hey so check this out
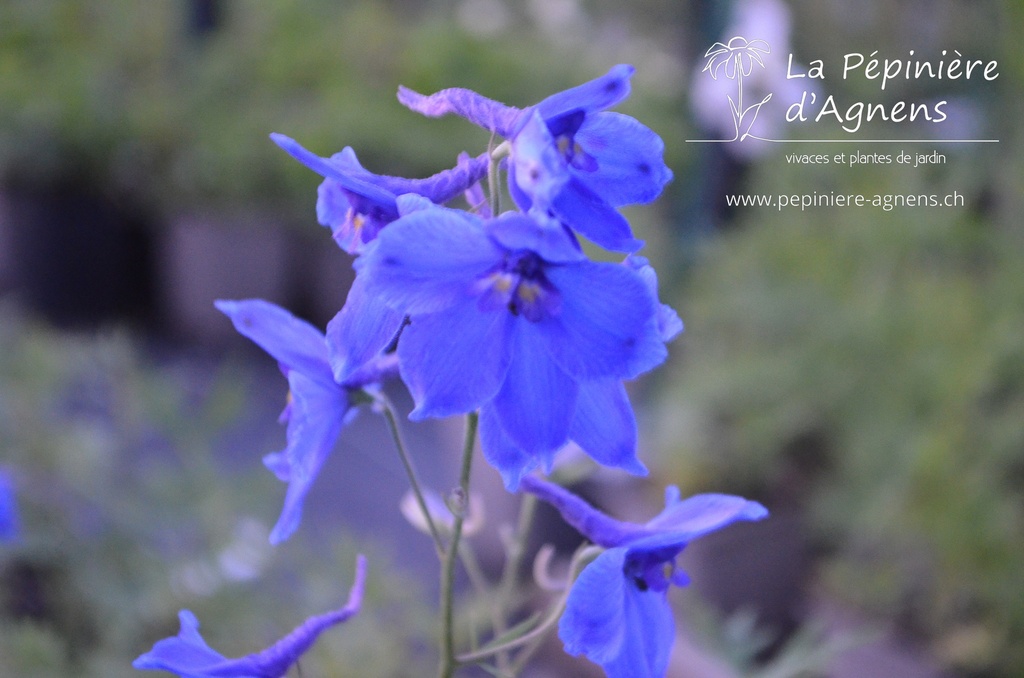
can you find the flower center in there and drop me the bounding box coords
[624,552,679,594]
[546,110,598,172]
[476,251,560,322]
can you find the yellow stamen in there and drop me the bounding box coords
[517,282,541,304]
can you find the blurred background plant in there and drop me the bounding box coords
[0,0,1020,675]
[0,302,435,677]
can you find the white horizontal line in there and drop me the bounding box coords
[685,138,999,143]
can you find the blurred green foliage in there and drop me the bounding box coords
[0,0,682,228]
[3,0,1022,674]
[656,147,1024,674]
[0,304,435,676]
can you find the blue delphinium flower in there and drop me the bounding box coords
[397,65,673,252]
[134,555,366,677]
[520,475,768,678]
[357,198,670,488]
[216,299,396,544]
[0,469,18,542]
[270,133,488,254]
[479,254,683,488]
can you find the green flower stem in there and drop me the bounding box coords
[376,393,445,557]
[439,411,479,678]
[488,139,510,217]
[456,543,488,652]
[456,544,603,666]
[490,492,538,672]
[457,598,566,666]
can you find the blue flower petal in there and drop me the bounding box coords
[479,405,540,491]
[570,380,646,475]
[510,111,569,208]
[491,322,578,456]
[271,133,399,209]
[134,556,366,677]
[623,256,683,342]
[0,470,18,542]
[551,176,643,252]
[601,577,675,678]
[132,610,229,674]
[266,370,351,544]
[214,299,334,386]
[574,112,674,206]
[542,262,666,380]
[519,476,643,547]
[484,211,583,264]
[357,208,502,315]
[316,178,352,233]
[381,151,489,205]
[398,304,513,420]
[396,85,523,137]
[534,64,634,122]
[642,492,770,538]
[527,477,768,678]
[326,274,405,385]
[559,547,629,663]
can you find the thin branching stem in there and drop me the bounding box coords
[376,393,445,557]
[439,411,479,678]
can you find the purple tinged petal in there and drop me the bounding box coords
[214,299,368,544]
[326,274,405,385]
[463,164,491,218]
[396,85,523,137]
[316,178,352,234]
[334,150,490,207]
[270,133,399,209]
[569,380,646,476]
[315,179,387,255]
[356,208,502,315]
[511,111,569,207]
[134,556,367,677]
[397,304,513,420]
[479,405,540,491]
[542,262,666,380]
[550,176,643,252]
[284,137,487,207]
[573,112,673,206]
[383,151,489,204]
[132,610,227,674]
[484,211,583,264]
[395,193,435,215]
[531,476,768,678]
[214,299,333,386]
[491,323,578,456]
[534,64,635,122]
[266,370,351,544]
[241,554,366,675]
[519,476,644,547]
[643,491,769,537]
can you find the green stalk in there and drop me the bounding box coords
[489,139,510,217]
[439,411,479,678]
[491,492,538,672]
[376,393,445,557]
